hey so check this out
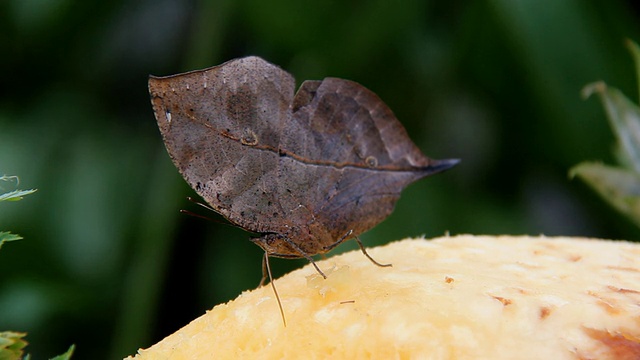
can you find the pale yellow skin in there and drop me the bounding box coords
[126,235,640,360]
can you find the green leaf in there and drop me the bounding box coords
[582,82,640,173]
[0,189,37,202]
[626,39,640,104]
[0,332,28,360]
[570,162,640,227]
[0,232,23,250]
[49,344,75,360]
[0,175,36,201]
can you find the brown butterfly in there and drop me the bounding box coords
[148,57,457,323]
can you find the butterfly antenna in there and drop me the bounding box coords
[262,252,286,327]
[181,197,251,232]
[186,196,216,212]
[179,209,219,223]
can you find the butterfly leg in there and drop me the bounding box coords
[323,230,392,268]
[323,229,354,252]
[352,235,392,268]
[281,236,327,279]
[259,252,286,326]
[259,254,269,287]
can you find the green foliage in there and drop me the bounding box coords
[48,345,75,360]
[0,190,37,202]
[0,178,73,359]
[0,332,28,360]
[0,332,74,360]
[0,176,36,202]
[0,332,73,360]
[571,40,640,227]
[0,232,22,250]
[0,178,31,360]
[0,176,36,249]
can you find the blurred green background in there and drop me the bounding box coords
[2,0,640,358]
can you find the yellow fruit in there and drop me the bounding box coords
[125,235,640,360]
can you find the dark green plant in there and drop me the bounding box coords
[0,176,36,249]
[0,176,73,360]
[571,40,640,228]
